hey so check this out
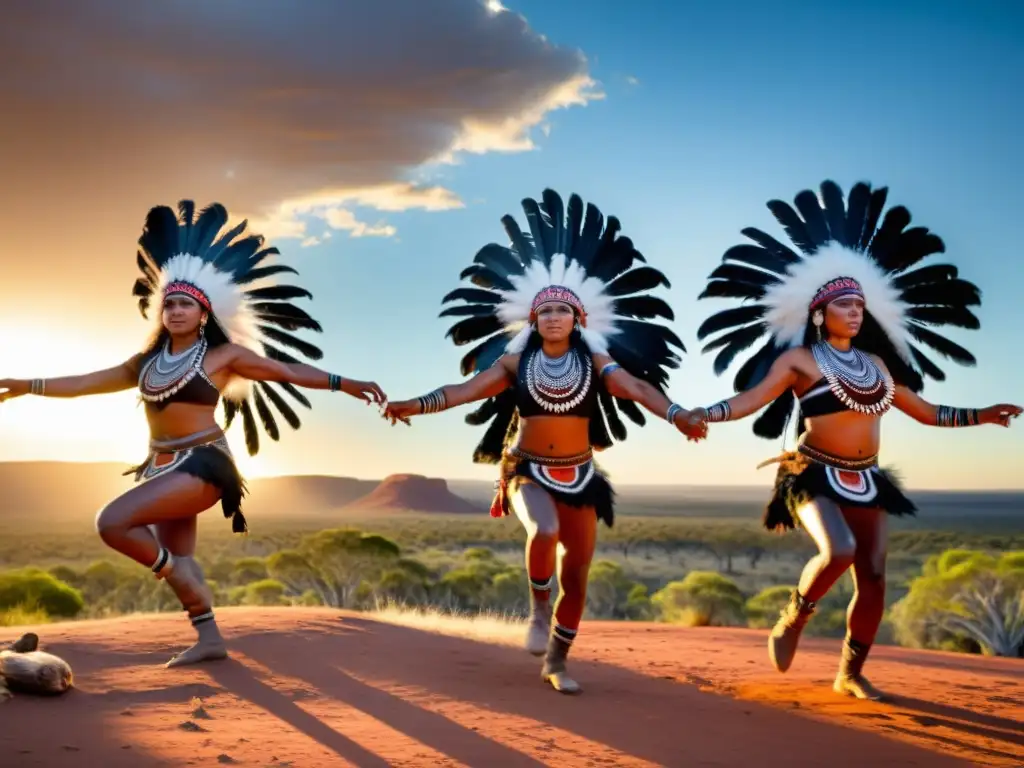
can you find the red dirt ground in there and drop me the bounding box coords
[1,607,1021,767]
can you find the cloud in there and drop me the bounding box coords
[625,75,641,86]
[0,0,602,246]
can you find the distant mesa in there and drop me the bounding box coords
[342,473,482,515]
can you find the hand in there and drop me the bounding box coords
[980,404,1022,427]
[381,399,419,427]
[339,378,386,405]
[0,379,29,404]
[677,407,709,442]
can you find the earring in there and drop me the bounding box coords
[812,310,824,342]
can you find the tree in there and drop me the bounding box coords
[889,549,1024,657]
[651,571,745,627]
[0,568,84,618]
[244,579,288,606]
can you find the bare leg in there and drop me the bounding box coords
[834,508,889,701]
[542,502,598,694]
[95,474,227,668]
[769,496,856,672]
[509,479,559,655]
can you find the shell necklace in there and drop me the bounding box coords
[812,342,894,415]
[526,346,592,414]
[138,337,208,403]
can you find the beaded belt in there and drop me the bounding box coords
[504,446,594,467]
[797,443,878,471]
[149,425,225,452]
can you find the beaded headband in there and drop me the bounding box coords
[809,276,863,311]
[530,285,585,319]
[164,281,212,312]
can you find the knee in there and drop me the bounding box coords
[94,502,126,542]
[558,561,591,597]
[532,518,559,542]
[823,536,857,571]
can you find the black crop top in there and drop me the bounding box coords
[798,378,846,417]
[134,343,221,411]
[515,346,598,418]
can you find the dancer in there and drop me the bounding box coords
[383,189,704,693]
[0,200,385,667]
[686,179,1021,700]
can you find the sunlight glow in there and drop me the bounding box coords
[0,324,152,463]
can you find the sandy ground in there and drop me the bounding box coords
[1,607,1021,767]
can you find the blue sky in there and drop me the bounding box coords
[4,0,1022,489]
[251,0,1022,489]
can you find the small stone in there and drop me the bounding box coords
[179,721,206,732]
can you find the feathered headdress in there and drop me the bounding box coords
[440,188,685,462]
[696,180,982,439]
[132,201,324,455]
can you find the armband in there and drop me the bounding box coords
[30,379,46,396]
[935,405,979,427]
[705,401,732,422]
[327,374,343,392]
[417,388,449,414]
[599,362,622,378]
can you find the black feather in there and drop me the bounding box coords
[891,263,958,289]
[257,325,324,360]
[793,189,830,248]
[696,305,766,340]
[442,287,502,306]
[739,228,801,265]
[905,324,976,365]
[245,285,313,302]
[259,382,302,430]
[900,279,981,307]
[240,400,259,456]
[722,244,791,276]
[439,303,497,319]
[459,335,508,376]
[235,264,300,285]
[445,315,503,346]
[605,267,671,298]
[598,388,627,441]
[906,307,979,330]
[819,180,850,246]
[612,295,674,321]
[767,199,816,253]
[252,387,280,441]
[753,389,795,439]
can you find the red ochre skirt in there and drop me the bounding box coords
[761,443,917,532]
[490,448,615,528]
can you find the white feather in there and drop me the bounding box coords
[761,242,912,362]
[495,253,619,354]
[153,254,263,402]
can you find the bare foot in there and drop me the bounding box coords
[165,640,228,669]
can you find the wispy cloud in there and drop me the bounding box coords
[0,0,602,245]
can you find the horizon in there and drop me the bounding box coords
[1,1,1022,491]
[2,457,1022,498]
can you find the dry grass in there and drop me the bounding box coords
[0,604,52,628]
[368,599,527,648]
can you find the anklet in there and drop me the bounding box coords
[553,624,577,645]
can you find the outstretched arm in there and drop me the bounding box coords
[0,357,141,402]
[223,344,386,404]
[687,350,801,428]
[381,356,516,425]
[875,355,1020,428]
[891,384,1020,428]
[592,354,703,440]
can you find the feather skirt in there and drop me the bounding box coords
[763,449,916,532]
[490,454,616,528]
[125,435,249,532]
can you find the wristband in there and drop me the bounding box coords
[327,374,343,392]
[935,405,979,427]
[705,401,732,422]
[417,388,448,414]
[29,379,46,396]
